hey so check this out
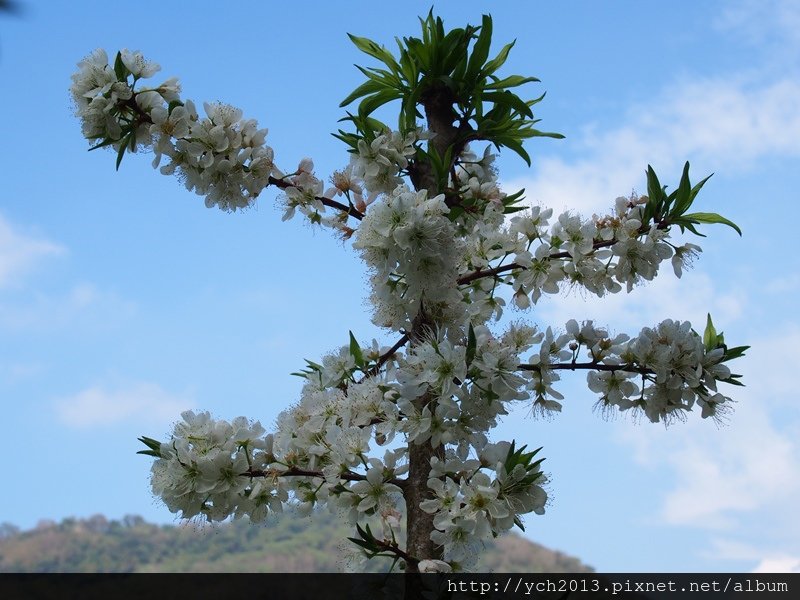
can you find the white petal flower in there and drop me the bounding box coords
[418,559,453,573]
[121,49,161,78]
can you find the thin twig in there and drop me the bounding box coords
[267,176,364,220]
[519,361,654,376]
[360,333,410,382]
[456,221,669,287]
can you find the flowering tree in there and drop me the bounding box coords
[70,13,747,574]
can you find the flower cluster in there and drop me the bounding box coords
[146,322,555,569]
[523,318,739,425]
[614,319,735,423]
[77,43,746,574]
[499,194,702,311]
[424,441,547,567]
[144,314,739,567]
[353,186,465,330]
[395,323,540,450]
[149,395,405,527]
[451,145,504,210]
[71,49,278,211]
[350,130,418,195]
[149,411,281,522]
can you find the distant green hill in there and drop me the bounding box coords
[0,513,592,573]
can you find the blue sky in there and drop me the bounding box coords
[1,0,799,573]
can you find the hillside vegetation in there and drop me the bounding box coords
[0,513,591,573]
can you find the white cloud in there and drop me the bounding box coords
[715,0,800,53]
[0,215,137,333]
[705,539,800,572]
[751,556,800,573]
[0,362,42,383]
[742,325,800,405]
[704,537,764,562]
[0,213,64,289]
[658,399,799,529]
[0,282,136,331]
[505,76,800,215]
[54,382,194,428]
[765,273,800,295]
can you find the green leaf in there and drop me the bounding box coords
[338,112,389,141]
[497,137,531,166]
[452,42,469,84]
[531,129,565,140]
[671,218,706,237]
[137,436,163,458]
[115,134,129,171]
[340,78,387,108]
[113,51,128,81]
[87,137,118,151]
[702,313,717,352]
[448,205,464,220]
[466,14,492,81]
[339,12,563,172]
[484,74,540,91]
[644,165,665,222]
[482,40,515,77]
[138,436,160,450]
[167,100,184,114]
[503,205,528,214]
[347,536,375,551]
[438,28,470,77]
[689,172,713,204]
[671,161,692,217]
[358,89,403,119]
[682,212,742,236]
[349,331,365,368]
[347,34,400,72]
[437,145,454,190]
[483,91,533,118]
[645,165,663,200]
[501,188,527,213]
[503,440,518,470]
[722,345,750,362]
[501,188,526,206]
[396,40,416,76]
[136,449,161,457]
[514,515,525,532]
[354,64,401,88]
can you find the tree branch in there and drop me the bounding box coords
[245,466,407,489]
[456,221,671,287]
[457,262,522,286]
[118,95,366,222]
[519,361,654,376]
[267,176,364,221]
[360,333,410,382]
[373,537,419,567]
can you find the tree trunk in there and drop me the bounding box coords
[402,89,462,578]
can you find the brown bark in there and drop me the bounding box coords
[402,85,464,576]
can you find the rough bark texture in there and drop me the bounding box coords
[408,83,470,198]
[405,424,443,563]
[402,89,463,576]
[404,308,442,571]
